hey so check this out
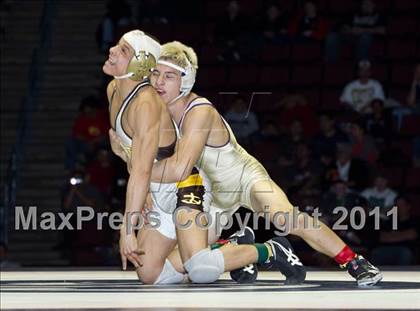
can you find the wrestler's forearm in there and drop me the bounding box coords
[151,156,192,183]
[123,171,150,231]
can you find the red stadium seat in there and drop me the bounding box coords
[260,45,291,63]
[259,65,289,87]
[390,140,413,158]
[373,64,389,84]
[291,64,322,86]
[400,115,420,136]
[300,89,321,107]
[291,43,322,62]
[323,62,354,86]
[405,168,420,189]
[394,0,420,12]
[407,193,420,216]
[199,45,222,65]
[391,64,413,85]
[320,89,342,110]
[248,92,281,113]
[387,39,417,60]
[227,64,259,88]
[370,40,386,59]
[388,18,418,36]
[173,23,202,43]
[204,1,227,19]
[197,66,227,89]
[388,87,408,104]
[328,0,355,15]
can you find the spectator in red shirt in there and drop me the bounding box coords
[65,95,110,171]
[348,119,378,164]
[288,0,329,41]
[278,94,319,138]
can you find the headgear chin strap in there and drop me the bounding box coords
[114,30,161,81]
[157,57,196,104]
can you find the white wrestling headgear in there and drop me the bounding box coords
[157,53,196,103]
[114,30,161,81]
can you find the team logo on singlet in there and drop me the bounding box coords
[181,193,202,205]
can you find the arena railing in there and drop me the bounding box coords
[1,0,55,246]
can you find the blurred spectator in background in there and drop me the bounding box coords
[277,120,306,169]
[257,3,289,44]
[96,0,133,53]
[285,142,322,197]
[214,0,248,62]
[334,143,369,191]
[348,119,378,164]
[278,94,318,138]
[224,96,259,146]
[325,0,386,62]
[340,60,385,114]
[313,113,349,157]
[258,119,281,142]
[65,95,110,171]
[372,196,418,265]
[288,0,329,42]
[319,180,367,245]
[86,149,116,200]
[393,64,420,131]
[361,174,397,215]
[62,168,108,264]
[365,98,392,145]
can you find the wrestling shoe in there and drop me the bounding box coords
[343,255,383,287]
[229,227,259,283]
[263,236,306,285]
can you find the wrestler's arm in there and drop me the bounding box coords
[123,89,161,230]
[151,106,214,183]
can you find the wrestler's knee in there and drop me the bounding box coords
[136,264,163,284]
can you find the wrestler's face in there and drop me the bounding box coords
[102,38,133,77]
[150,63,182,104]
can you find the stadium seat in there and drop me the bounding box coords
[227,64,259,88]
[394,0,420,12]
[260,44,291,63]
[405,167,420,189]
[197,65,227,89]
[400,115,420,136]
[259,65,290,88]
[387,39,417,60]
[320,89,342,110]
[291,43,322,62]
[388,18,418,36]
[291,64,322,86]
[391,64,413,86]
[323,62,354,86]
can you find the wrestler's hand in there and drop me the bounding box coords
[119,227,144,270]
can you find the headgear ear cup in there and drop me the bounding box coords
[179,56,196,95]
[127,51,157,81]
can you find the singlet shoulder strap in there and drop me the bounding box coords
[179,97,214,130]
[116,80,151,141]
